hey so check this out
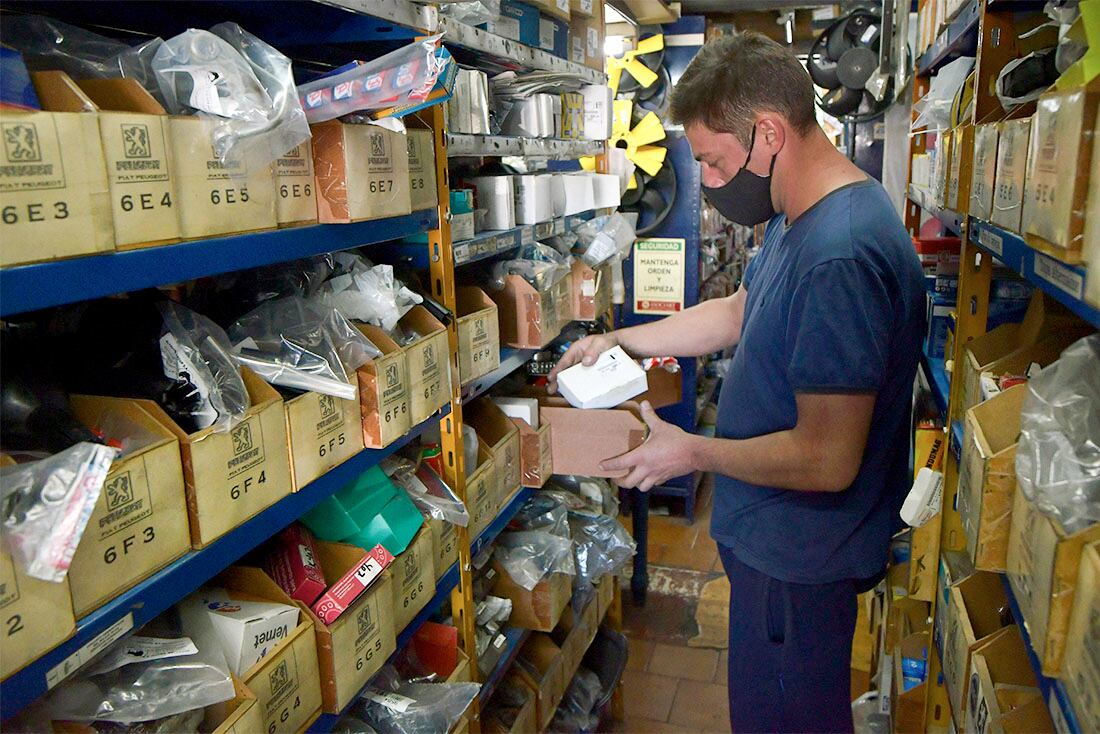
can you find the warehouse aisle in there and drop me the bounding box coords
[614,481,732,734]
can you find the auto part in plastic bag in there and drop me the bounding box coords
[157,301,249,433]
[320,254,423,332]
[996,48,1059,110]
[513,492,571,536]
[152,24,310,171]
[574,213,637,269]
[569,511,637,583]
[4,16,166,106]
[42,631,235,724]
[489,243,573,292]
[229,296,380,400]
[494,530,576,590]
[439,0,501,25]
[911,56,975,132]
[0,441,117,582]
[297,36,450,124]
[351,681,480,734]
[381,456,470,527]
[549,666,602,732]
[1014,333,1100,534]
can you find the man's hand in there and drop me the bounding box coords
[547,332,620,394]
[599,401,699,492]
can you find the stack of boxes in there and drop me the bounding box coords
[477,0,605,71]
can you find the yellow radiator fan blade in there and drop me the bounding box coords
[609,101,667,176]
[631,145,667,176]
[607,34,665,96]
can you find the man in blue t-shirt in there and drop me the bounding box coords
[549,32,925,733]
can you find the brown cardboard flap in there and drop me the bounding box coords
[540,397,647,478]
[74,78,167,114]
[314,541,372,584]
[465,398,519,448]
[639,367,683,409]
[400,304,446,338]
[29,70,97,112]
[457,286,495,316]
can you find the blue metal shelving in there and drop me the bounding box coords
[1000,575,1083,733]
[950,419,964,463]
[0,405,449,721]
[920,348,950,417]
[969,218,1100,330]
[916,0,981,76]
[461,348,539,402]
[479,626,532,704]
[308,486,535,732]
[0,210,437,318]
[908,185,964,237]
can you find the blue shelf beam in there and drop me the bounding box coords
[917,0,981,76]
[969,218,1100,330]
[908,186,964,236]
[0,210,437,318]
[308,486,535,733]
[0,406,448,722]
[479,626,532,704]
[1000,575,1083,733]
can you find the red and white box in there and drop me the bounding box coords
[265,524,328,607]
[310,544,395,625]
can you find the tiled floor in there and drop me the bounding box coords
[613,481,732,734]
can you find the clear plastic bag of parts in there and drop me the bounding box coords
[548,667,603,733]
[296,35,448,124]
[381,455,469,527]
[438,0,501,25]
[39,626,235,726]
[347,671,480,734]
[152,24,310,171]
[0,442,117,582]
[1015,333,1100,534]
[568,511,636,584]
[494,530,576,591]
[574,213,637,269]
[157,301,249,433]
[489,243,573,292]
[228,295,380,400]
[320,253,423,332]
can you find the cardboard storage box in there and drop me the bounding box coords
[941,570,1012,725]
[202,675,265,734]
[406,128,438,212]
[142,368,293,548]
[489,273,572,349]
[0,541,76,680]
[456,287,500,384]
[466,443,498,538]
[991,117,1032,232]
[1006,486,1100,676]
[356,324,411,448]
[429,516,459,579]
[890,627,930,733]
[284,387,365,490]
[528,0,570,21]
[946,124,974,214]
[570,0,595,16]
[513,415,553,488]
[0,70,113,267]
[275,141,318,227]
[216,567,323,734]
[168,116,277,239]
[966,625,1053,734]
[568,1,605,71]
[571,260,612,321]
[391,526,436,633]
[465,398,521,506]
[515,634,566,730]
[1022,80,1099,262]
[492,560,571,632]
[311,121,411,223]
[932,129,953,208]
[310,542,397,713]
[969,122,999,221]
[398,306,451,425]
[74,78,180,249]
[1084,112,1100,308]
[1063,541,1100,731]
[596,573,615,619]
[484,675,538,733]
[908,428,945,602]
[67,395,190,617]
[958,384,1027,571]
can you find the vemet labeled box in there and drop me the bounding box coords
[311,121,412,223]
[140,368,293,548]
[74,77,181,249]
[0,70,113,267]
[556,345,648,409]
[184,587,300,677]
[66,395,191,617]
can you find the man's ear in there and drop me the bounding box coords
[755,115,786,156]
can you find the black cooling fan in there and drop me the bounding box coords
[808,8,894,120]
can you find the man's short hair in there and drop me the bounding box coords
[669,32,818,145]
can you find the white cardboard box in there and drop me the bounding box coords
[472,176,516,230]
[493,397,540,426]
[562,174,595,215]
[514,175,553,224]
[591,174,621,209]
[556,346,648,409]
[582,85,613,141]
[185,589,300,676]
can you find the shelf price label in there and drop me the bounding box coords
[1033,254,1084,299]
[977,226,1003,256]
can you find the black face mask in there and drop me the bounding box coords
[701,126,778,226]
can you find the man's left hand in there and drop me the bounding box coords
[600,401,699,492]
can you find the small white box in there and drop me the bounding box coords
[452,211,475,241]
[562,174,595,215]
[501,95,555,138]
[472,176,516,230]
[492,396,540,426]
[556,345,649,409]
[447,70,490,135]
[514,174,554,224]
[591,174,621,209]
[548,174,566,217]
[184,589,299,676]
[582,85,613,140]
